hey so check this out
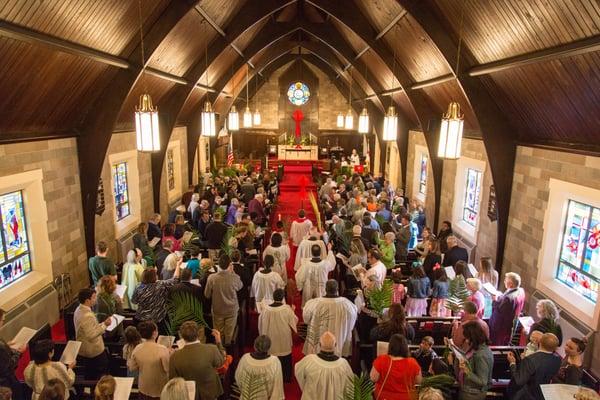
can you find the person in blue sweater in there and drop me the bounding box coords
[406,266,430,316]
[430,267,450,317]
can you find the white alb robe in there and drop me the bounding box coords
[302,296,358,356]
[251,270,285,304]
[262,245,290,281]
[290,218,313,246]
[295,252,336,306]
[294,238,327,271]
[235,354,284,400]
[294,354,353,400]
[258,304,298,356]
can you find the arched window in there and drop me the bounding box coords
[287,82,310,106]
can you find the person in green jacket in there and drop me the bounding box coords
[375,232,396,269]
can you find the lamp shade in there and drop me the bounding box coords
[438,101,464,159]
[253,109,261,126]
[358,107,369,133]
[337,113,345,128]
[243,106,252,128]
[135,94,160,152]
[382,106,398,141]
[344,109,354,130]
[201,101,216,137]
[228,105,239,131]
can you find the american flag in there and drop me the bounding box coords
[227,132,234,166]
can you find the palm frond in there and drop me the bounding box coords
[239,370,267,400]
[165,291,209,336]
[308,191,322,231]
[445,275,470,314]
[342,373,374,400]
[367,279,393,317]
[304,307,332,349]
[419,373,456,391]
[221,227,234,257]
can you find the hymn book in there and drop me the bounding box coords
[106,314,125,332]
[467,263,478,278]
[186,381,196,400]
[482,282,503,297]
[444,267,456,280]
[518,316,535,335]
[59,340,82,365]
[10,327,37,349]
[351,264,366,280]
[114,284,127,300]
[157,335,175,348]
[148,237,161,248]
[113,377,134,400]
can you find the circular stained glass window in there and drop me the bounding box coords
[287,82,310,106]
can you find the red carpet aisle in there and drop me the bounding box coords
[270,162,320,399]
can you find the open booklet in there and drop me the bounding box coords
[148,237,161,248]
[444,266,456,280]
[467,263,479,278]
[376,341,389,356]
[518,316,535,335]
[157,335,175,348]
[59,340,82,365]
[113,377,134,400]
[10,327,37,350]
[447,338,467,364]
[176,339,186,349]
[114,284,127,300]
[541,384,600,400]
[335,253,349,266]
[482,282,503,297]
[106,314,125,332]
[351,264,367,280]
[185,381,196,400]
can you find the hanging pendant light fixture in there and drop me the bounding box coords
[228,65,239,131]
[243,67,252,128]
[438,1,465,159]
[344,69,354,130]
[134,0,160,152]
[337,113,345,128]
[253,73,261,126]
[383,48,398,141]
[201,45,215,137]
[358,60,369,133]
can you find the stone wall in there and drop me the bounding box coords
[0,139,88,292]
[159,127,188,217]
[504,146,600,372]
[249,65,288,130]
[94,132,154,260]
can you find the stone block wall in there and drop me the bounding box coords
[0,138,88,292]
[94,132,154,260]
[504,146,600,372]
[159,127,189,218]
[308,64,356,131]
[248,64,289,130]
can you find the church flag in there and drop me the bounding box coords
[227,132,234,167]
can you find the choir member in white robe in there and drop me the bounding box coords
[295,331,353,400]
[258,288,298,382]
[290,209,313,246]
[262,232,290,281]
[294,228,328,271]
[235,335,285,400]
[251,255,285,308]
[302,280,358,356]
[295,243,336,306]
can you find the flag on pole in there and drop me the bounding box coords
[227,132,234,166]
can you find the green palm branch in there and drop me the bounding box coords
[342,373,374,400]
[445,275,470,314]
[165,291,209,336]
[419,373,456,391]
[221,227,234,257]
[304,308,332,349]
[239,370,268,400]
[367,279,393,317]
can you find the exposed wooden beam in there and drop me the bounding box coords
[411,73,455,90]
[195,5,226,36]
[375,10,407,40]
[0,20,130,68]
[469,34,600,77]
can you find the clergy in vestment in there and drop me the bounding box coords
[303,280,358,356]
[258,289,298,382]
[294,227,328,271]
[290,209,313,246]
[295,331,354,400]
[235,335,285,400]
[251,255,285,309]
[296,243,336,306]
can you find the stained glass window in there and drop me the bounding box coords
[556,200,600,303]
[112,162,130,221]
[287,82,310,106]
[167,148,175,191]
[0,191,32,290]
[419,153,428,195]
[462,168,482,226]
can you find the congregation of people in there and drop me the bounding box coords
[0,167,596,400]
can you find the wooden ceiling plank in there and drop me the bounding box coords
[375,9,407,40]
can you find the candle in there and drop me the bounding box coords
[278,213,281,221]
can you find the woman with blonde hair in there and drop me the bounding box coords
[466,278,485,319]
[160,377,189,400]
[94,375,116,400]
[530,299,564,345]
[121,249,144,309]
[419,387,444,400]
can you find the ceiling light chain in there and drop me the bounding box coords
[358,55,370,134]
[201,43,216,137]
[383,42,398,141]
[134,0,160,152]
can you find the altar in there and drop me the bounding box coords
[277,145,318,160]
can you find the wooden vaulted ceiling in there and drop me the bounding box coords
[0,0,599,150]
